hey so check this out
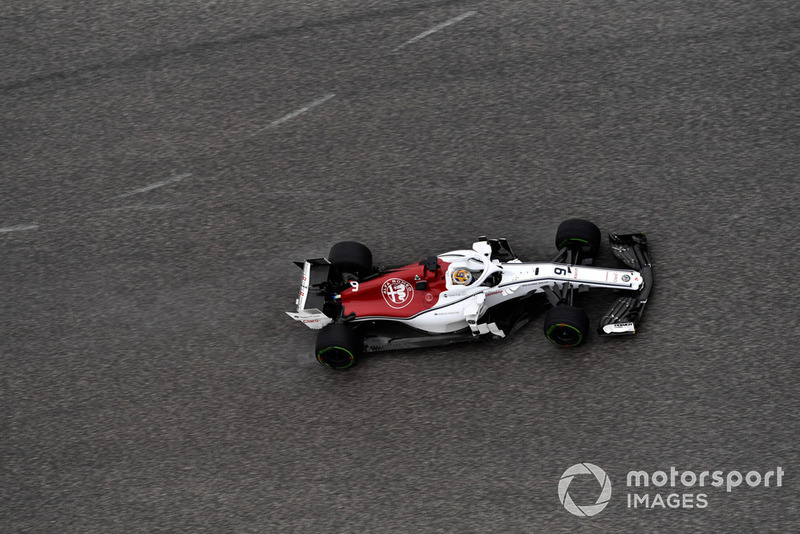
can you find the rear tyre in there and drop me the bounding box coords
[328,241,373,280]
[543,305,590,348]
[315,323,363,370]
[555,219,601,257]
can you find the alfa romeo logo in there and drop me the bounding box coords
[381,278,414,309]
[558,463,612,517]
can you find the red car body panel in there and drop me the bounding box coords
[340,259,452,319]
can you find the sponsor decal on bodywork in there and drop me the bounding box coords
[382,278,414,309]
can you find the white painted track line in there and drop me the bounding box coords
[251,93,336,136]
[394,11,477,51]
[5,10,481,236]
[115,173,193,199]
[0,223,39,233]
[104,204,189,211]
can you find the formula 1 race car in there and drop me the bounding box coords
[287,219,652,369]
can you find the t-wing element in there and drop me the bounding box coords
[598,233,653,336]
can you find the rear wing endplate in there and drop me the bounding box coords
[285,258,333,330]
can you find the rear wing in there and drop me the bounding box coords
[598,233,653,336]
[285,258,334,330]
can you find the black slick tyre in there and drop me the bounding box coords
[315,323,363,370]
[555,219,602,256]
[543,305,590,348]
[328,241,373,280]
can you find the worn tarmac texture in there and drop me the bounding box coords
[2,1,798,532]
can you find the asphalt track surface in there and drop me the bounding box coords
[2,1,799,532]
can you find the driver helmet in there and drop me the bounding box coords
[451,268,473,285]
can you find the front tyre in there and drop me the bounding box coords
[543,305,589,348]
[315,323,363,370]
[555,219,601,257]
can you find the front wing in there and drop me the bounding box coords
[598,232,653,335]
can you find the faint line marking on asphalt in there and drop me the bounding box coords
[0,223,39,233]
[393,11,477,51]
[104,204,190,211]
[251,93,336,136]
[115,173,193,199]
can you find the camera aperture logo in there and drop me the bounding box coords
[558,463,612,517]
[559,463,785,517]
